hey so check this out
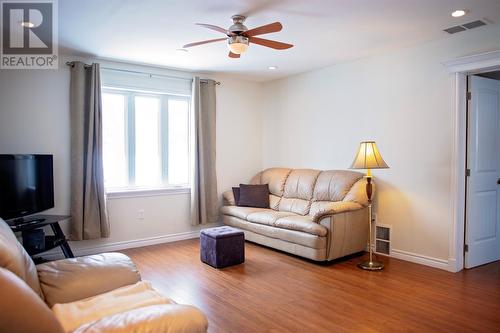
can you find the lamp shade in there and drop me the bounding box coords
[350,141,389,170]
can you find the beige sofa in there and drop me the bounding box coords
[222,168,370,261]
[0,218,208,332]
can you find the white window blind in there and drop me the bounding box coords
[101,68,192,96]
[101,68,192,192]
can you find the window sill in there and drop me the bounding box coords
[106,187,190,199]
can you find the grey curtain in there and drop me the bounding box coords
[191,77,218,225]
[69,62,109,240]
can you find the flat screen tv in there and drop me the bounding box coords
[0,154,54,221]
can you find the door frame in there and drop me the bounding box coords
[444,50,500,272]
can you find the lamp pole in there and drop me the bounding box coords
[357,172,384,270]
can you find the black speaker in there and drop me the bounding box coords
[22,229,45,254]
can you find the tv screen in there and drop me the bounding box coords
[0,154,54,220]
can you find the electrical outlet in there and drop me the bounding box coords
[137,209,145,220]
[372,213,378,223]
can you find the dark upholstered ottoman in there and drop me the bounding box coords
[200,226,245,268]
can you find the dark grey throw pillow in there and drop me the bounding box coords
[232,187,240,205]
[237,184,270,208]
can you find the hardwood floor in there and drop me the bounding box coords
[121,239,500,333]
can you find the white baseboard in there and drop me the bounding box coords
[390,248,449,271]
[447,258,460,273]
[40,230,201,261]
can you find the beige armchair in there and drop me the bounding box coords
[0,218,208,332]
[221,168,370,261]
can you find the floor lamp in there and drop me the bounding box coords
[350,141,389,271]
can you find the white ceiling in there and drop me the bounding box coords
[59,0,500,81]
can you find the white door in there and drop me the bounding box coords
[465,75,500,268]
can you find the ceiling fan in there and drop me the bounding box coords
[183,15,293,58]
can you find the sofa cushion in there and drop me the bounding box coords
[278,169,321,215]
[246,210,296,226]
[37,253,141,307]
[238,184,270,208]
[223,216,327,249]
[220,206,269,220]
[274,216,328,237]
[52,281,172,332]
[269,194,281,210]
[259,168,292,196]
[73,304,208,333]
[243,230,326,261]
[278,197,312,216]
[221,207,325,237]
[313,170,364,202]
[0,218,43,298]
[283,169,321,200]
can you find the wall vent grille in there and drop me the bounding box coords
[375,224,391,256]
[443,20,487,34]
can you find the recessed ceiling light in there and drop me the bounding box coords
[20,21,34,28]
[176,48,189,53]
[451,10,466,17]
[268,66,278,70]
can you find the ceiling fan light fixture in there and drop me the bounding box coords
[228,36,249,54]
[184,16,292,58]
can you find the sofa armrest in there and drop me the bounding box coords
[37,253,141,307]
[318,206,369,261]
[310,201,363,222]
[222,189,236,206]
[0,268,65,333]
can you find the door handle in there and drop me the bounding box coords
[497,178,500,185]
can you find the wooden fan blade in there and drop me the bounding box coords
[196,23,234,36]
[228,51,240,58]
[183,38,227,48]
[249,37,293,50]
[243,22,282,37]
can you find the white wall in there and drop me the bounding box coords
[261,24,500,267]
[0,58,263,255]
[213,75,264,195]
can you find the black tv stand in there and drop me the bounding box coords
[11,216,47,227]
[8,215,74,260]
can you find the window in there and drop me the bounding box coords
[102,88,190,192]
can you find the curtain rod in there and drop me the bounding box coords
[65,61,221,85]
